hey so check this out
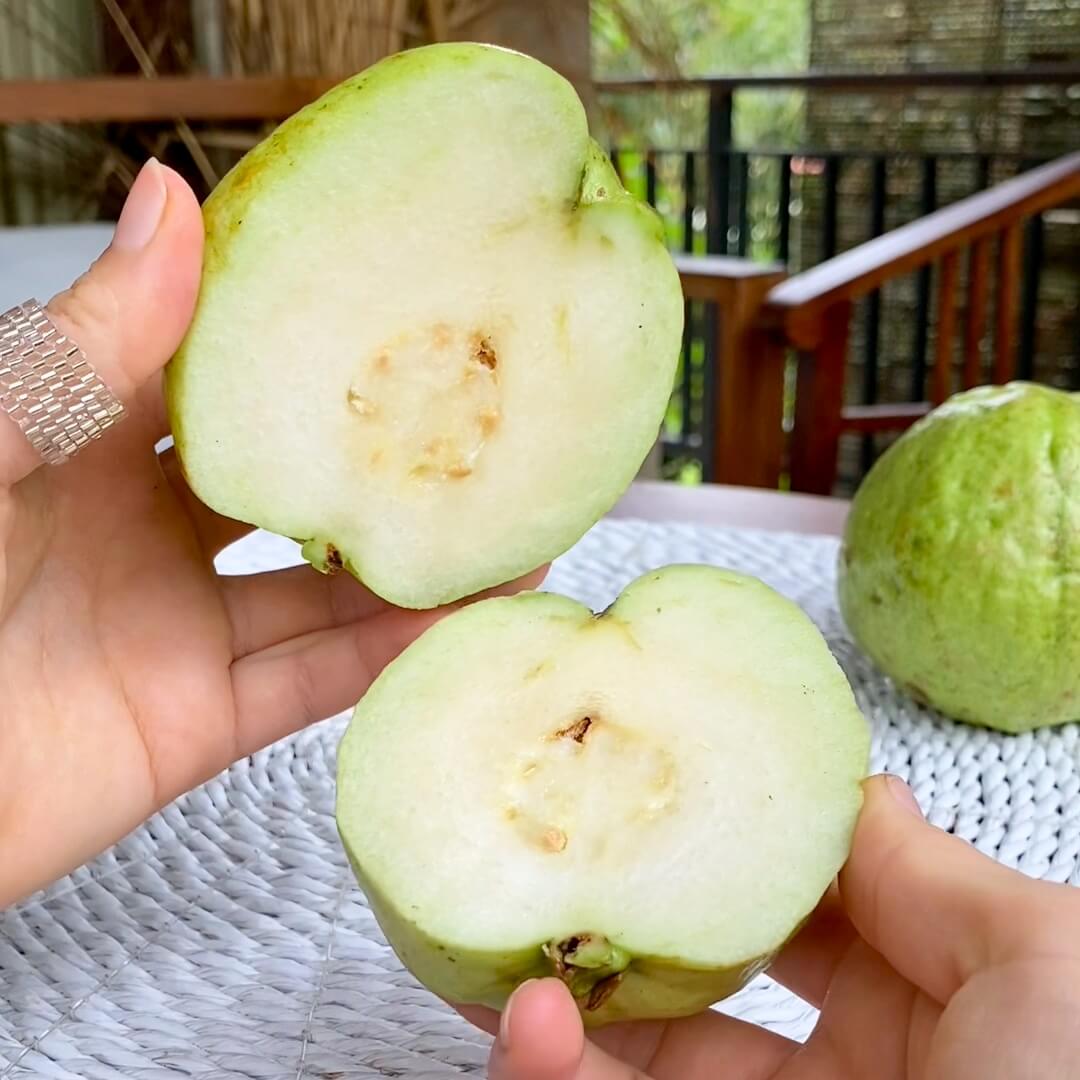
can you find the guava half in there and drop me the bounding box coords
[165,43,683,609]
[838,382,1080,733]
[336,565,870,1024]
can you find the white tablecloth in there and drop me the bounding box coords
[2,517,1077,1079]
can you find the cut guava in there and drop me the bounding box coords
[336,565,870,1024]
[165,43,683,609]
[839,381,1080,733]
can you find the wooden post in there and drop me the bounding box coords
[963,237,990,387]
[712,274,790,488]
[788,301,853,496]
[675,255,788,489]
[932,249,960,404]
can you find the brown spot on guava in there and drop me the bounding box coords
[325,545,343,573]
[473,335,497,370]
[555,716,593,744]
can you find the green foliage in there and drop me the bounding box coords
[590,1,810,267]
[591,0,810,150]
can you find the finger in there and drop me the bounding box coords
[158,445,255,556]
[767,881,856,1008]
[798,938,932,1080]
[229,605,441,755]
[839,773,1080,1004]
[222,560,550,659]
[2,159,203,487]
[470,980,797,1080]
[488,978,644,1080]
[223,564,390,657]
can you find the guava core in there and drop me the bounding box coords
[838,382,1080,733]
[165,43,683,609]
[336,565,870,1024]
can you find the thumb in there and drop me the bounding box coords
[840,773,1080,1004]
[1,158,203,486]
[488,979,650,1080]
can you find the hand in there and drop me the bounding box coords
[465,774,1080,1079]
[0,160,543,907]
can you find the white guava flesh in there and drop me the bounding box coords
[336,565,870,1024]
[166,43,683,609]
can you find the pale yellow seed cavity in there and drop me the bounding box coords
[348,322,501,486]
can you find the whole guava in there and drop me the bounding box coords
[837,382,1079,733]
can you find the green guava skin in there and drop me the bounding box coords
[346,857,778,1027]
[838,382,1080,733]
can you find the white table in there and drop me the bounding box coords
[611,478,849,536]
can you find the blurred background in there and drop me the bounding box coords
[1,1,1077,493]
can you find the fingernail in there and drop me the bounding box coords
[499,979,534,1050]
[113,159,167,251]
[885,774,923,818]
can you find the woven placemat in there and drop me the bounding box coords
[3,517,1078,1079]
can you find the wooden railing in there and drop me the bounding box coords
[686,150,1080,495]
[0,76,341,124]
[770,151,1080,494]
